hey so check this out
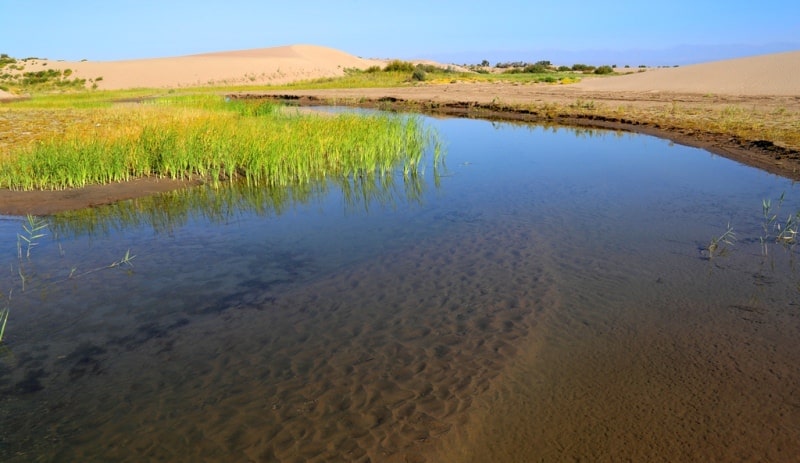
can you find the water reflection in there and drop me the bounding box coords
[50,159,441,237]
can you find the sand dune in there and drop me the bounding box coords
[11,45,383,90]
[3,45,798,96]
[577,50,800,95]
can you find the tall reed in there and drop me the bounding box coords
[0,95,435,191]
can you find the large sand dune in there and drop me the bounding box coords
[8,44,383,91]
[577,50,800,96]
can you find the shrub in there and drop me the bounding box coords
[411,68,427,81]
[557,65,571,72]
[523,64,548,73]
[384,60,415,72]
[572,63,594,72]
[594,65,614,75]
[365,65,381,73]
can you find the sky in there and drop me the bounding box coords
[1,0,798,65]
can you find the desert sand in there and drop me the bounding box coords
[3,44,383,91]
[578,50,800,95]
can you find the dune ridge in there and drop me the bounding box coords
[577,50,800,95]
[5,44,382,91]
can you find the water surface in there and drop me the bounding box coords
[1,115,799,462]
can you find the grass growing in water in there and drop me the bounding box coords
[1,214,135,344]
[0,95,436,190]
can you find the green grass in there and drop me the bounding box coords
[0,94,436,191]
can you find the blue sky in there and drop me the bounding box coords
[1,1,798,65]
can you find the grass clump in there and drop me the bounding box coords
[0,94,435,191]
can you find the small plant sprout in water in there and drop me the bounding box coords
[17,214,47,259]
[760,193,799,255]
[706,223,736,259]
[0,290,9,343]
[1,214,137,344]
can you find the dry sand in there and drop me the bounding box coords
[577,50,800,96]
[5,44,383,90]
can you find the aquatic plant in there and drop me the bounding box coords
[0,293,8,343]
[17,214,48,260]
[760,193,799,255]
[0,215,135,344]
[706,223,736,259]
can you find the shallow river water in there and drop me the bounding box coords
[1,114,799,462]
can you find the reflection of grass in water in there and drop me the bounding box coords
[50,162,440,237]
[0,94,436,191]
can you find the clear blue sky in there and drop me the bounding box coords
[1,1,798,65]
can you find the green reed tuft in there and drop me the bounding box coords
[0,95,435,191]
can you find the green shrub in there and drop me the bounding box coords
[415,63,442,73]
[412,68,427,81]
[523,64,548,73]
[594,65,614,75]
[365,65,381,73]
[572,63,595,72]
[384,60,415,72]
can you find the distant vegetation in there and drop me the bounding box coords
[0,54,91,93]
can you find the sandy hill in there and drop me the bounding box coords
[577,50,800,96]
[6,45,382,91]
